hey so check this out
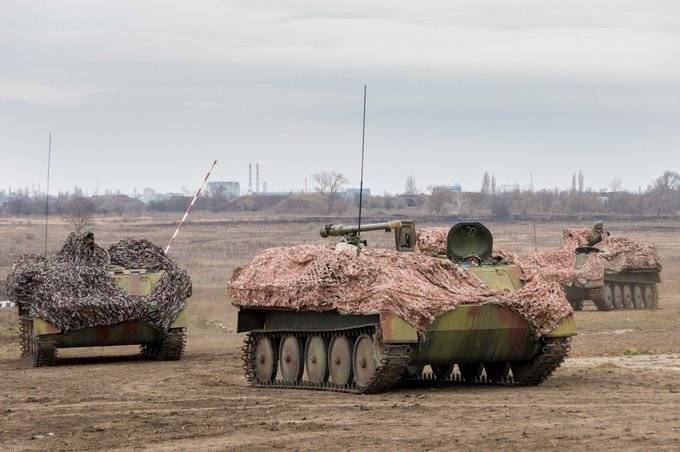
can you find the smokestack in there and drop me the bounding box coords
[248,163,253,193]
[256,163,260,193]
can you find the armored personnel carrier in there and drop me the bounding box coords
[10,233,190,366]
[232,221,576,393]
[564,245,661,311]
[18,268,188,366]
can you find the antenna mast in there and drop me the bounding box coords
[44,132,52,266]
[357,85,367,238]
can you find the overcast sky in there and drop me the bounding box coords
[1,0,679,195]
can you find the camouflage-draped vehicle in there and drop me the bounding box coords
[564,245,661,311]
[504,227,662,312]
[230,221,576,394]
[9,233,190,366]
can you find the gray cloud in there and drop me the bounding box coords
[1,0,679,195]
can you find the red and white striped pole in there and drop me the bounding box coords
[165,159,218,254]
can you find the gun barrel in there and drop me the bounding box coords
[319,220,403,238]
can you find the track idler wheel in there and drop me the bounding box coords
[32,337,57,367]
[19,317,32,358]
[592,285,614,311]
[510,337,570,385]
[157,330,187,361]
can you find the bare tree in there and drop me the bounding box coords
[481,172,491,194]
[609,177,623,192]
[404,175,418,195]
[62,195,95,233]
[648,171,680,216]
[427,189,454,215]
[313,171,349,213]
[4,192,30,217]
[490,192,512,219]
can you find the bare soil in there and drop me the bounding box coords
[1,215,680,450]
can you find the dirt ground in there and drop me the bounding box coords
[1,215,680,450]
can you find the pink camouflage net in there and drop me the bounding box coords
[509,228,662,285]
[229,244,572,336]
[415,227,449,256]
[416,226,662,286]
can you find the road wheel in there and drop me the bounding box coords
[253,335,277,383]
[623,285,634,309]
[633,285,644,308]
[353,334,378,389]
[305,336,329,384]
[279,335,304,383]
[328,335,353,386]
[613,284,624,309]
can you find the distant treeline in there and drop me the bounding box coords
[2,171,679,219]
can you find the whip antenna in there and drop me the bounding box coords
[165,159,217,255]
[357,84,367,238]
[44,132,52,267]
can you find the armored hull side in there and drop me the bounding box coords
[238,304,575,393]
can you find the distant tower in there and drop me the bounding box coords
[256,163,260,193]
[262,182,267,193]
[248,163,253,194]
[304,178,308,192]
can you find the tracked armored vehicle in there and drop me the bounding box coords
[18,267,188,366]
[235,221,576,394]
[564,246,660,311]
[10,233,190,366]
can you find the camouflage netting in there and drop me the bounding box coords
[6,233,191,332]
[415,227,449,256]
[415,226,661,285]
[502,228,661,286]
[229,244,572,336]
[108,238,176,271]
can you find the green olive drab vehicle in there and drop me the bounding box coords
[9,233,191,366]
[231,221,576,394]
[19,268,188,366]
[564,245,661,311]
